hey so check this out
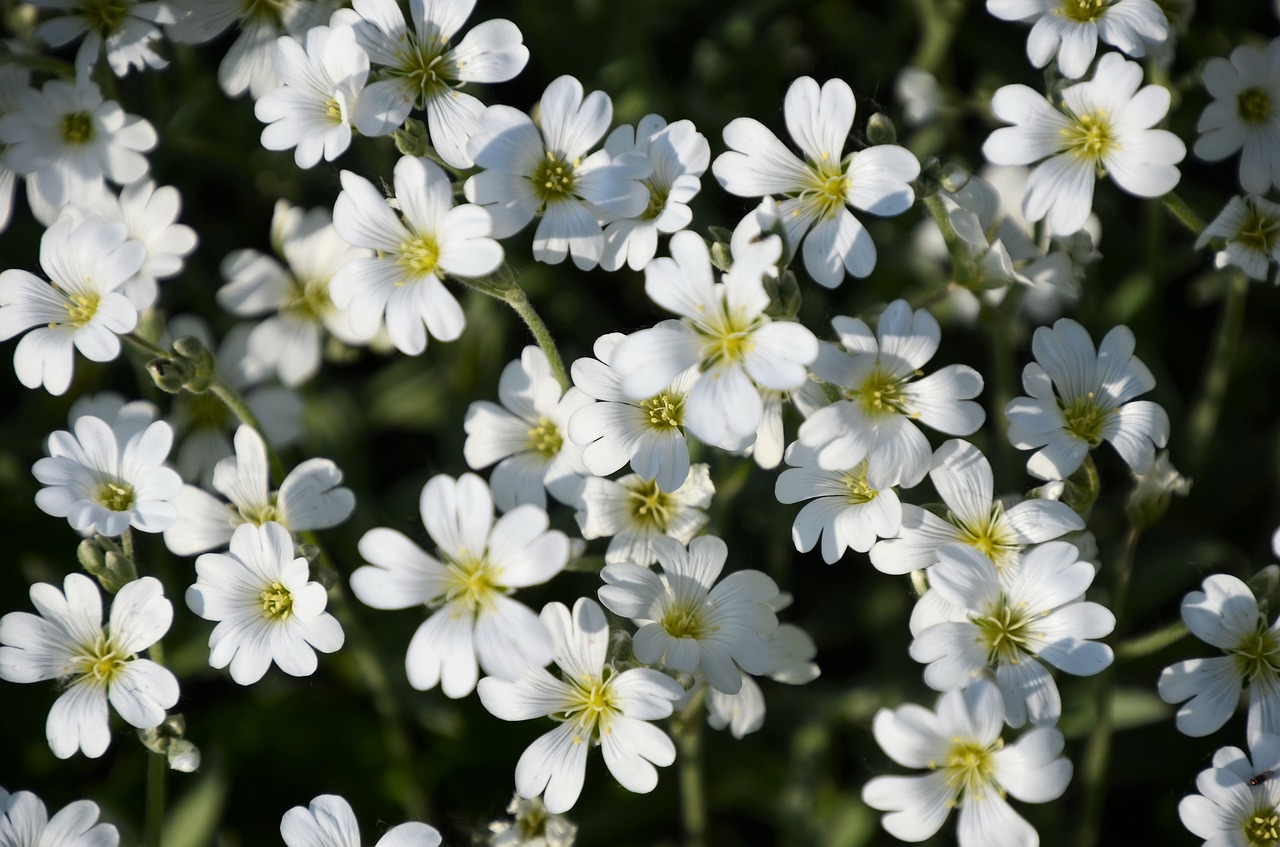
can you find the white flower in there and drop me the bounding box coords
[600,114,710,272]
[166,0,334,99]
[477,598,685,814]
[1005,318,1169,480]
[0,787,118,847]
[0,215,143,395]
[464,346,591,511]
[464,75,651,269]
[747,380,830,472]
[775,444,902,564]
[983,52,1184,236]
[985,0,1168,79]
[910,542,1114,727]
[30,0,177,78]
[575,464,714,566]
[611,230,819,452]
[332,0,528,167]
[0,65,29,234]
[712,76,920,286]
[488,794,577,847]
[862,681,1072,847]
[34,413,181,537]
[797,299,985,489]
[869,439,1084,575]
[281,794,440,847]
[567,332,696,494]
[1158,573,1280,743]
[1180,733,1280,847]
[218,201,369,386]
[598,535,779,694]
[0,78,155,213]
[164,424,354,556]
[1195,39,1280,196]
[1196,194,1280,283]
[331,155,502,355]
[187,521,344,684]
[350,473,569,698]
[255,24,369,169]
[896,66,941,127]
[0,574,179,759]
[59,179,199,311]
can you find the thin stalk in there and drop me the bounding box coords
[1115,619,1189,662]
[123,332,170,360]
[675,689,708,847]
[458,268,570,391]
[1076,524,1142,847]
[144,742,166,847]
[208,381,287,485]
[1162,191,1207,236]
[909,0,967,76]
[1186,272,1248,470]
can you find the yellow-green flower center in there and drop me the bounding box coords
[260,581,294,619]
[74,634,131,683]
[640,392,684,429]
[660,598,712,640]
[532,151,579,206]
[398,234,440,278]
[1060,392,1112,446]
[82,0,129,34]
[232,497,281,528]
[641,182,669,221]
[1056,0,1110,22]
[1229,618,1280,683]
[1062,111,1116,167]
[444,553,505,612]
[324,96,343,124]
[284,276,334,323]
[852,366,914,418]
[841,461,879,505]
[626,478,674,531]
[60,112,95,145]
[59,291,101,328]
[952,503,1021,571]
[1236,200,1280,254]
[242,0,289,25]
[1239,88,1273,125]
[1245,808,1280,847]
[388,32,455,104]
[797,154,849,220]
[94,480,135,513]
[697,304,761,370]
[555,673,621,743]
[935,737,1003,800]
[526,416,563,458]
[971,597,1037,666]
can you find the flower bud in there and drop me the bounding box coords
[167,739,201,773]
[1125,451,1191,530]
[866,112,898,146]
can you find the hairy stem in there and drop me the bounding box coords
[1162,191,1207,236]
[144,742,166,847]
[1186,272,1248,471]
[459,267,571,390]
[675,689,708,847]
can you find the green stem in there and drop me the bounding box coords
[1186,272,1248,471]
[909,0,967,76]
[675,689,708,847]
[144,743,166,847]
[458,267,570,391]
[1161,191,1207,236]
[921,193,976,286]
[123,332,170,360]
[121,527,135,564]
[1115,619,1189,662]
[1076,524,1143,847]
[208,381,287,485]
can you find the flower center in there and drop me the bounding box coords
[444,554,504,612]
[798,155,850,219]
[852,366,913,417]
[93,480,135,513]
[526,416,563,458]
[626,478,674,531]
[557,674,620,743]
[531,151,579,206]
[58,291,101,328]
[937,737,1003,800]
[641,182,669,221]
[640,392,684,429]
[971,597,1037,666]
[389,32,455,104]
[660,598,712,640]
[233,497,281,528]
[82,0,129,34]
[1062,111,1115,165]
[1060,392,1111,446]
[952,503,1021,571]
[697,302,761,369]
[1056,0,1110,22]
[841,461,879,505]
[260,581,294,620]
[1236,200,1280,254]
[1238,88,1273,125]
[398,234,440,278]
[241,0,289,24]
[1245,807,1280,847]
[60,112,95,145]
[1229,618,1280,683]
[284,276,333,323]
[324,96,343,124]
[75,635,131,683]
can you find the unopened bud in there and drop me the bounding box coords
[865,112,897,146]
[939,162,971,194]
[1125,451,1191,530]
[167,739,201,773]
[79,537,136,593]
[709,241,733,273]
[148,358,188,394]
[392,118,430,158]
